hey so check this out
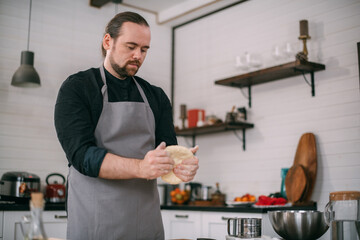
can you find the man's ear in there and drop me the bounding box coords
[102,33,111,51]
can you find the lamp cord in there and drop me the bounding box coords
[27,0,32,51]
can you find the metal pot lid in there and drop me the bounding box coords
[1,171,40,182]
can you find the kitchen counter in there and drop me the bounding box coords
[1,201,317,213]
[0,201,66,211]
[161,203,317,213]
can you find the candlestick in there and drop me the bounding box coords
[298,19,311,61]
[180,104,187,119]
[180,104,187,129]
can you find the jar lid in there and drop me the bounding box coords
[329,191,360,201]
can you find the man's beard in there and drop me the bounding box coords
[109,54,139,79]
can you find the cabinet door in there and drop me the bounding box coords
[3,211,67,240]
[201,212,262,240]
[162,210,201,240]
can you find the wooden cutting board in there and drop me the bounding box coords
[285,164,308,203]
[293,132,317,202]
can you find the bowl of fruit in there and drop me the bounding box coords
[170,188,190,205]
[227,193,256,206]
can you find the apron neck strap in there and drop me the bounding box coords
[99,65,150,106]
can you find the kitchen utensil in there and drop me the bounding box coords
[324,191,360,240]
[227,217,262,238]
[268,210,329,240]
[285,164,308,203]
[293,132,317,202]
[45,173,66,203]
[0,171,40,203]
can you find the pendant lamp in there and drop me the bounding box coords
[11,0,40,87]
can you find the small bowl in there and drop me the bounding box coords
[268,210,329,240]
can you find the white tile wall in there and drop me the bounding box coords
[0,0,171,189]
[0,0,359,239]
[173,1,360,239]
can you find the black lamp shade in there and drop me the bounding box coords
[11,51,41,87]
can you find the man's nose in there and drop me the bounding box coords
[133,49,142,59]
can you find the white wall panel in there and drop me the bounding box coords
[0,0,171,189]
[174,2,359,239]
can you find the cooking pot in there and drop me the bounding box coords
[45,173,66,203]
[0,171,40,202]
[227,217,262,238]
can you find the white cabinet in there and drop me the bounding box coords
[3,211,67,240]
[162,210,202,240]
[201,211,262,240]
[161,210,264,240]
[0,211,3,240]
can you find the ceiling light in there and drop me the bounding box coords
[11,0,40,88]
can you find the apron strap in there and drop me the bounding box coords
[99,65,150,107]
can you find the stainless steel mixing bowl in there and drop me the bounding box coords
[268,210,329,240]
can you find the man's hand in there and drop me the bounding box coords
[173,145,199,182]
[139,142,174,180]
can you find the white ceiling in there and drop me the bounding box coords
[115,0,246,26]
[121,0,189,13]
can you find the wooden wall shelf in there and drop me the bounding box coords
[175,122,254,150]
[215,60,325,107]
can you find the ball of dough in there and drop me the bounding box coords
[161,145,193,185]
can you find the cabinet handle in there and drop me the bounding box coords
[221,216,231,221]
[175,214,189,219]
[54,215,68,219]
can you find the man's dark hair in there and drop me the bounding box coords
[101,11,149,57]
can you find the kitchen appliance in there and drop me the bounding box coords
[227,217,262,238]
[45,173,66,203]
[324,191,360,240]
[0,171,40,203]
[268,210,329,240]
[185,182,202,201]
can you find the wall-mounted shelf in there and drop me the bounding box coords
[215,60,326,107]
[175,122,254,150]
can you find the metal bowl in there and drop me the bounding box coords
[268,210,329,240]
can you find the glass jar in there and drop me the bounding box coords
[324,191,360,240]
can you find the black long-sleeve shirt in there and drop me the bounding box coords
[54,67,177,177]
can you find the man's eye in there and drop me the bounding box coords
[141,49,148,53]
[128,46,135,50]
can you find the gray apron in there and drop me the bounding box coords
[66,66,164,240]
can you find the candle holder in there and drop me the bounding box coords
[179,104,187,129]
[297,20,311,61]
